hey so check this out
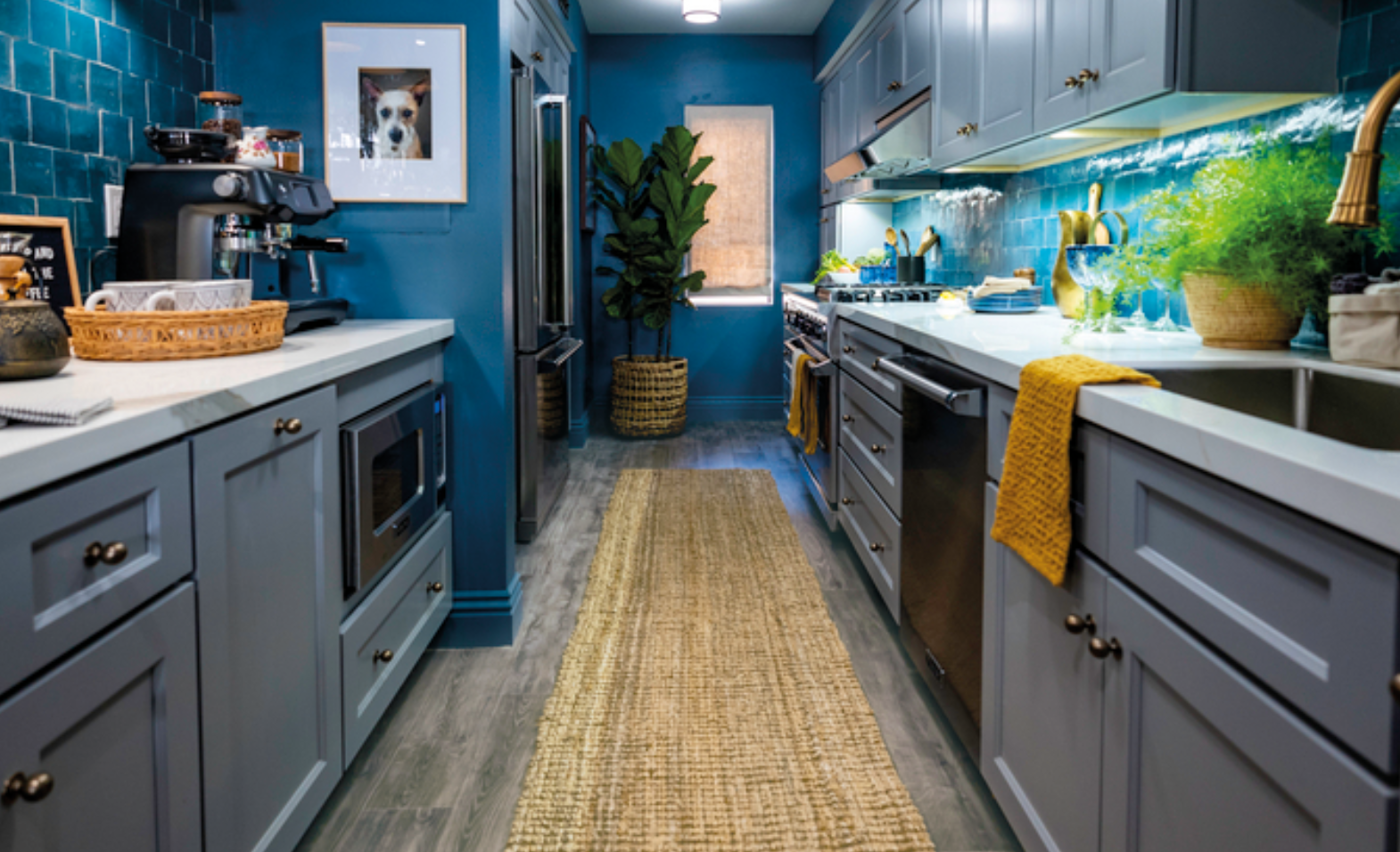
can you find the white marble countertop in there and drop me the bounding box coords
[838,304,1400,553]
[0,319,454,504]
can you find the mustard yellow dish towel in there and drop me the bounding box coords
[991,354,1158,586]
[786,353,821,455]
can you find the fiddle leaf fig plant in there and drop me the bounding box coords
[592,125,715,359]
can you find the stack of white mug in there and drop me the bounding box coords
[84,279,254,313]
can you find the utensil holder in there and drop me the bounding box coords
[897,257,926,284]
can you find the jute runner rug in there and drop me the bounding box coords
[505,469,936,852]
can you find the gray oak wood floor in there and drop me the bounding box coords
[296,421,1021,852]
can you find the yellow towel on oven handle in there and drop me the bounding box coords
[786,353,821,455]
[990,355,1158,586]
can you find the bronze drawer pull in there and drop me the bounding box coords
[1078,68,1100,85]
[842,345,855,354]
[870,444,886,454]
[83,541,128,567]
[842,414,854,423]
[1088,637,1122,660]
[2,772,54,805]
[373,649,395,664]
[532,51,544,63]
[274,417,303,436]
[1390,674,1400,701]
[1064,613,1096,635]
[869,542,885,553]
[428,581,445,594]
[841,497,853,506]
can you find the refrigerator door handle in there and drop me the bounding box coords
[535,93,572,329]
[539,337,584,373]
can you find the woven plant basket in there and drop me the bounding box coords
[610,355,687,437]
[1181,272,1303,350]
[65,301,288,362]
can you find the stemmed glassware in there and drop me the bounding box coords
[1122,289,1151,329]
[1150,279,1185,332]
[1067,245,1123,334]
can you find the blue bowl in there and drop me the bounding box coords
[968,289,1042,314]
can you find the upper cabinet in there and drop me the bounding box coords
[821,82,839,197]
[511,0,573,94]
[822,0,1339,175]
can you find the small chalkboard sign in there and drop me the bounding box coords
[0,215,81,329]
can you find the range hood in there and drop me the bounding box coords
[825,92,934,185]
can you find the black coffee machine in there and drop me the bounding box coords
[116,163,350,334]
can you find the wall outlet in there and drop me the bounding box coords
[104,184,124,239]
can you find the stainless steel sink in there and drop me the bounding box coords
[1149,367,1400,452]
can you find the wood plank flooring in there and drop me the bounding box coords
[296,422,1022,852]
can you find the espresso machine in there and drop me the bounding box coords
[116,163,350,333]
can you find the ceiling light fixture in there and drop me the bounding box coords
[683,0,721,24]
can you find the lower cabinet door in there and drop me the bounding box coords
[0,583,201,852]
[982,484,1107,852]
[192,386,342,852]
[1100,578,1396,852]
[341,512,453,765]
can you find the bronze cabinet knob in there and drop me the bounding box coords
[84,541,129,567]
[1390,674,1400,701]
[428,581,445,594]
[1064,613,1096,635]
[532,51,544,63]
[870,444,886,454]
[274,417,303,436]
[373,649,394,664]
[841,498,853,505]
[1065,75,1081,89]
[842,415,854,422]
[870,542,885,553]
[1088,637,1122,660]
[1078,68,1100,84]
[842,345,855,354]
[2,772,54,805]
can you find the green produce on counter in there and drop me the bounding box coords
[812,250,856,284]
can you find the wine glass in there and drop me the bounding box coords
[1123,289,1150,329]
[1067,245,1123,334]
[1150,279,1184,332]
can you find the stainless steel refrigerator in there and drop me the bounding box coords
[514,65,581,543]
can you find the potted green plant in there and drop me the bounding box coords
[1105,133,1393,349]
[592,125,716,436]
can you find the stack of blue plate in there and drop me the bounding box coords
[967,289,1043,314]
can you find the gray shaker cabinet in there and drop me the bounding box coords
[1100,577,1395,852]
[873,7,906,120]
[1033,0,1094,131]
[900,0,934,105]
[1087,0,1174,116]
[982,485,1108,852]
[972,0,1036,152]
[933,0,979,164]
[837,58,860,159]
[192,385,343,852]
[854,33,882,148]
[0,583,201,852]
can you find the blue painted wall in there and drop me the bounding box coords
[0,0,215,291]
[216,0,547,645]
[815,0,877,76]
[586,35,819,424]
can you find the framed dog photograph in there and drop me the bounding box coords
[323,23,466,203]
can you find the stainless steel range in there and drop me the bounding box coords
[781,282,948,526]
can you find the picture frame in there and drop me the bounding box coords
[0,215,81,327]
[580,115,597,235]
[322,23,467,204]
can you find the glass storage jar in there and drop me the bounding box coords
[267,129,303,174]
[199,92,244,139]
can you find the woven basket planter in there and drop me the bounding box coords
[610,355,687,438]
[1181,272,1303,350]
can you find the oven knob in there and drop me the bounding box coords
[213,172,246,200]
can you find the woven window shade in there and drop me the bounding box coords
[684,105,773,303]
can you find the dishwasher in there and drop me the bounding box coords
[875,353,988,762]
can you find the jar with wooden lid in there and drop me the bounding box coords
[267,129,303,174]
[199,92,243,139]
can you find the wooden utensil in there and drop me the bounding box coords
[916,227,939,257]
[885,227,898,249]
[1088,183,1112,245]
[900,229,912,257]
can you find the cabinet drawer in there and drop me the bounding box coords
[1107,437,1400,772]
[839,373,903,517]
[839,449,901,621]
[0,583,201,852]
[987,383,1016,483]
[834,320,904,410]
[0,443,193,695]
[341,511,453,765]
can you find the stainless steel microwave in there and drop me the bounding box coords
[342,383,448,595]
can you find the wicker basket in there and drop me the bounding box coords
[65,301,288,362]
[1181,272,1303,350]
[610,355,688,437]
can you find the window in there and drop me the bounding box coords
[684,105,774,306]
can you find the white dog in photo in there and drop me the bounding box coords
[363,77,430,160]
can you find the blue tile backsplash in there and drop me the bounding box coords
[0,0,214,290]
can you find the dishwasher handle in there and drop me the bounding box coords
[876,355,986,417]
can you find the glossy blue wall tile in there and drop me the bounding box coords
[0,0,214,288]
[587,35,819,422]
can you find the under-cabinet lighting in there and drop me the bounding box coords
[1050,128,1162,140]
[683,0,721,24]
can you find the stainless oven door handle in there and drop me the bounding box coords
[876,356,985,417]
[784,338,835,377]
[539,337,584,373]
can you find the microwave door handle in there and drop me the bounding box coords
[539,337,584,373]
[875,356,985,417]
